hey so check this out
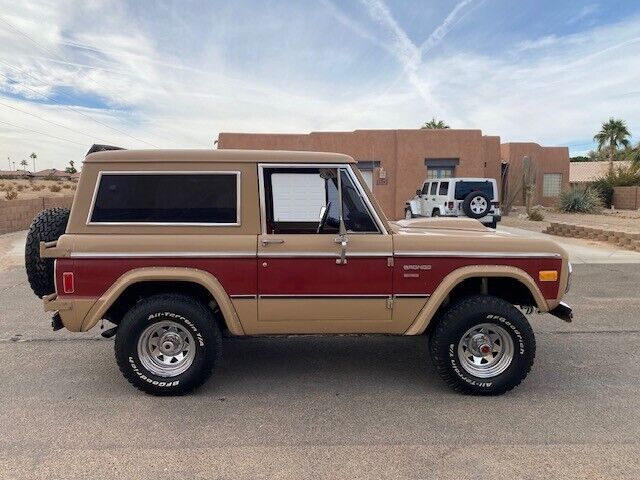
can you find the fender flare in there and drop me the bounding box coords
[403,265,548,335]
[79,267,245,335]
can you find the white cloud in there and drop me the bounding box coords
[0,0,639,170]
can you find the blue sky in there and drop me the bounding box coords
[1,0,639,169]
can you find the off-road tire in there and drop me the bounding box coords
[486,220,498,229]
[404,207,414,219]
[25,207,70,298]
[115,294,222,396]
[429,295,535,395]
[462,191,491,219]
[431,209,441,217]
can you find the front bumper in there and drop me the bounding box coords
[549,301,573,322]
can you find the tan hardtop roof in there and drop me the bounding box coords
[84,149,355,164]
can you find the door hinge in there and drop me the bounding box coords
[386,297,393,309]
[387,257,394,267]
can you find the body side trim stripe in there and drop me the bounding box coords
[394,251,562,258]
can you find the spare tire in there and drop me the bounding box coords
[25,208,70,298]
[462,191,491,219]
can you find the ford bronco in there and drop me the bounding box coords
[26,146,573,396]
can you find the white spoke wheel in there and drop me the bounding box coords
[138,321,196,377]
[469,196,488,214]
[457,323,514,378]
[429,295,536,395]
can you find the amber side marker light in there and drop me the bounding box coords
[539,270,558,282]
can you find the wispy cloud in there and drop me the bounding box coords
[0,0,639,169]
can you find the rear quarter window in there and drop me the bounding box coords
[454,181,494,200]
[90,172,240,224]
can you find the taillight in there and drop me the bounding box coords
[447,201,454,209]
[491,201,500,207]
[62,272,74,294]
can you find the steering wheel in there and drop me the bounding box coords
[317,201,331,234]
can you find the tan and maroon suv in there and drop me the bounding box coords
[25,146,573,396]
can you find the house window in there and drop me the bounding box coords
[543,174,562,197]
[427,167,454,179]
[425,158,459,179]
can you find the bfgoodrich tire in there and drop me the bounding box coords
[115,294,221,396]
[429,295,535,395]
[25,207,70,298]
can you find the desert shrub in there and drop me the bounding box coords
[528,208,545,221]
[62,184,71,189]
[49,184,62,193]
[591,178,614,208]
[558,186,603,213]
[0,182,6,191]
[593,163,640,207]
[31,184,44,191]
[4,187,17,200]
[16,184,24,192]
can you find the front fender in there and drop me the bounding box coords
[403,265,548,335]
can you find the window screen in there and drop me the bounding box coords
[90,173,239,224]
[543,174,562,197]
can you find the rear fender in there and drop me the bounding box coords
[79,267,245,335]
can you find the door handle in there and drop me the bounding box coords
[334,235,348,265]
[261,238,285,246]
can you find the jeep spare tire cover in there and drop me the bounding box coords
[25,208,70,298]
[462,191,490,219]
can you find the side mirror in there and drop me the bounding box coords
[416,189,421,196]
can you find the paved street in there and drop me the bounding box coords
[1,231,639,479]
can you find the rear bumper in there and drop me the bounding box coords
[549,301,573,322]
[42,293,96,332]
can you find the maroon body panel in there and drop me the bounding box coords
[393,256,561,299]
[258,257,391,295]
[55,258,257,298]
[56,255,560,301]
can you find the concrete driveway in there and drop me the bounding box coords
[1,230,639,479]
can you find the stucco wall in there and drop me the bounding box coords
[613,186,640,210]
[500,143,570,208]
[219,129,502,220]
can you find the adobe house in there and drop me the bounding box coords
[218,129,569,220]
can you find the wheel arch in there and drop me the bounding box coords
[79,267,245,335]
[404,265,548,335]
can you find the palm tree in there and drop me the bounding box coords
[421,118,450,129]
[20,159,28,171]
[30,152,37,172]
[593,118,631,173]
[627,142,640,169]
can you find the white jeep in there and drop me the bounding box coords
[405,177,501,228]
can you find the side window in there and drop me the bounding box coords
[90,173,239,224]
[421,182,430,195]
[262,166,379,234]
[438,181,449,195]
[339,169,378,233]
[430,182,439,195]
